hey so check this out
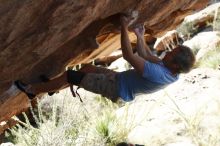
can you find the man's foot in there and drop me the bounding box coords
[14,80,36,100]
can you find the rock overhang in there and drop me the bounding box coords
[0,0,209,132]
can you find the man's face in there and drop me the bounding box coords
[162,47,181,73]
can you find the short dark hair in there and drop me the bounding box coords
[172,45,195,73]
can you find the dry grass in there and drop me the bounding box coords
[5,92,134,146]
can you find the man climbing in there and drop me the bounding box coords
[15,15,195,102]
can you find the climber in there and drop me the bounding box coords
[15,14,195,102]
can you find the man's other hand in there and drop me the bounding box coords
[133,24,145,37]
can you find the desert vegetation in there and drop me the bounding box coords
[2,2,220,146]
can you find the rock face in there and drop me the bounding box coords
[184,31,220,60]
[0,0,209,131]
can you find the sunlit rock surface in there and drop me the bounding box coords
[0,0,209,132]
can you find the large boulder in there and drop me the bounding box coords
[0,0,209,132]
[177,2,220,37]
[184,31,220,60]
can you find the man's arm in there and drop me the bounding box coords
[133,25,161,63]
[120,16,145,75]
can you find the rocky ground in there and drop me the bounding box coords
[122,68,220,146]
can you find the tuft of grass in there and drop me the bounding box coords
[93,108,133,146]
[5,96,90,146]
[166,94,201,145]
[95,109,119,145]
[213,6,220,31]
[196,46,220,69]
[6,115,41,146]
[85,96,132,146]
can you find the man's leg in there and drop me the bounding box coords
[27,70,85,95]
[80,72,119,102]
[31,65,120,102]
[29,72,69,94]
[80,64,98,73]
[31,64,99,94]
[16,64,119,102]
[80,64,116,74]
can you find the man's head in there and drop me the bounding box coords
[162,45,195,74]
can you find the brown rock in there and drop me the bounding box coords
[0,0,209,132]
[154,30,182,51]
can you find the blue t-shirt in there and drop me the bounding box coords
[116,61,179,101]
